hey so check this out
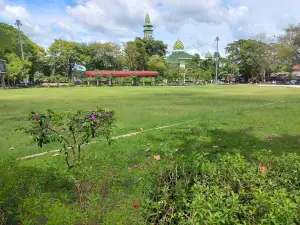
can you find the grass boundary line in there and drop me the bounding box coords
[17,101,286,160]
[18,121,196,160]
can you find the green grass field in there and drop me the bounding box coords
[1,85,299,158]
[0,85,300,224]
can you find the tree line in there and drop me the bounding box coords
[1,21,300,85]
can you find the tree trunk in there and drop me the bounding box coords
[68,64,73,80]
[262,70,266,84]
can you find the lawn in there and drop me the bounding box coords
[1,85,299,158]
[0,85,300,224]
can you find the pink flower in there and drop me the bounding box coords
[89,114,96,121]
[34,114,39,121]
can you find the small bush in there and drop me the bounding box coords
[142,151,300,224]
[19,108,115,169]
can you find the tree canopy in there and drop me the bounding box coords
[1,20,300,85]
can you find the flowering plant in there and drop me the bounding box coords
[22,107,115,169]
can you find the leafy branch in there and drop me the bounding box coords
[20,107,115,169]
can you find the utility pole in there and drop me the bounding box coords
[16,20,27,85]
[15,20,24,61]
[215,37,220,84]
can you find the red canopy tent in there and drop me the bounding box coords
[86,70,158,77]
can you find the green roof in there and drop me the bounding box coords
[166,51,193,63]
[174,40,184,50]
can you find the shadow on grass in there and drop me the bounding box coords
[146,123,300,159]
[0,160,76,224]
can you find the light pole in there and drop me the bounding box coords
[15,20,24,61]
[15,20,27,84]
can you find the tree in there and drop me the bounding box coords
[6,53,31,83]
[278,24,300,65]
[0,22,44,81]
[147,55,167,76]
[165,63,182,83]
[34,56,52,76]
[0,22,40,61]
[48,39,85,78]
[219,58,240,82]
[124,38,148,70]
[33,71,45,84]
[189,54,202,69]
[142,38,168,57]
[85,42,124,70]
[226,39,273,82]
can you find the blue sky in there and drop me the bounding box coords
[1,0,300,56]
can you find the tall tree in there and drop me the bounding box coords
[6,53,31,83]
[85,42,124,70]
[189,53,202,69]
[0,22,40,59]
[278,24,300,66]
[226,39,272,82]
[124,38,148,70]
[48,39,84,78]
[147,55,167,76]
[142,38,168,57]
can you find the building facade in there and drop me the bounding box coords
[166,39,193,69]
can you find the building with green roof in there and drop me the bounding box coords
[142,13,193,69]
[166,39,193,69]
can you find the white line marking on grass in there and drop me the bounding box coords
[18,122,194,160]
[18,101,286,160]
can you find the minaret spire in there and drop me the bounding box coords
[143,12,153,39]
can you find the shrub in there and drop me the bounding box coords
[46,75,69,83]
[142,151,300,224]
[20,108,115,169]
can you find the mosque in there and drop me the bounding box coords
[143,12,193,69]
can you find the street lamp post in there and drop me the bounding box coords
[15,20,24,61]
[15,20,27,85]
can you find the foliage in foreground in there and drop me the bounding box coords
[0,155,139,225]
[20,108,115,169]
[142,150,300,224]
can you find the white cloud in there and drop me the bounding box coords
[55,21,73,33]
[227,5,248,25]
[2,5,31,21]
[66,0,160,37]
[0,0,4,11]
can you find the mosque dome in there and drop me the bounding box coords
[145,12,151,24]
[174,39,184,51]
